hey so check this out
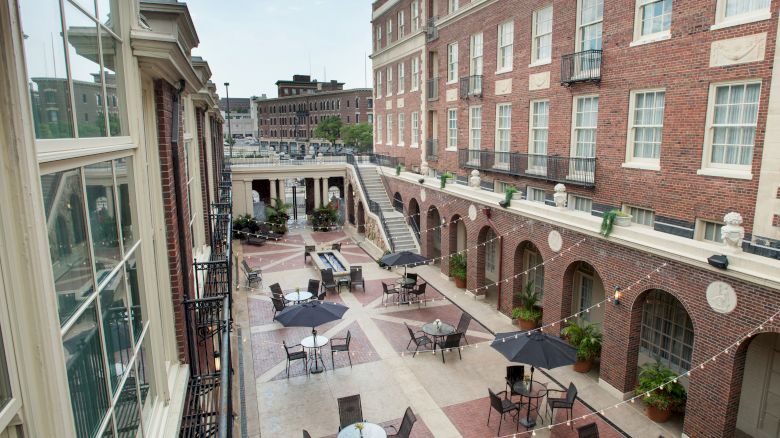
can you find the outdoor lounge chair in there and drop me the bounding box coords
[382,282,400,305]
[487,388,520,436]
[241,260,262,288]
[283,340,307,378]
[320,269,338,294]
[577,423,599,438]
[330,330,352,368]
[546,382,577,426]
[436,332,463,363]
[455,313,472,345]
[385,407,417,438]
[349,267,364,292]
[404,322,432,357]
[407,282,427,307]
[304,245,315,263]
[506,365,526,400]
[337,394,364,431]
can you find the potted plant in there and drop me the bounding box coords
[600,210,632,237]
[514,281,542,330]
[311,204,339,231]
[499,186,518,208]
[266,198,292,234]
[561,322,602,373]
[615,211,632,227]
[449,253,467,288]
[396,164,402,176]
[440,172,454,189]
[418,178,425,184]
[635,358,687,423]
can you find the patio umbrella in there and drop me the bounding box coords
[490,330,577,384]
[380,250,429,276]
[275,300,349,372]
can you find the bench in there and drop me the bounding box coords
[241,260,262,287]
[245,233,267,246]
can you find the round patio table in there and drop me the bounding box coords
[512,380,548,428]
[284,291,313,304]
[396,277,416,303]
[422,322,455,345]
[301,334,329,374]
[337,422,387,438]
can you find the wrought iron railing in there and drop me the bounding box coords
[369,153,404,169]
[459,75,483,98]
[561,50,602,85]
[426,77,439,101]
[457,149,597,187]
[347,154,395,252]
[426,139,438,162]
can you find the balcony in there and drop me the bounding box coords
[457,149,596,187]
[459,75,483,99]
[426,17,438,42]
[426,77,439,101]
[426,139,438,161]
[560,50,602,85]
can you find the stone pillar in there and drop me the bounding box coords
[270,178,277,201]
[313,178,321,209]
[232,180,246,216]
[244,180,253,217]
[278,178,287,204]
[323,178,330,206]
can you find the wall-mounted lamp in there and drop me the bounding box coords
[441,219,448,228]
[613,286,622,305]
[214,351,221,372]
[482,207,492,219]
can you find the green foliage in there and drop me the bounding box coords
[515,281,540,311]
[561,322,603,361]
[635,358,688,411]
[449,253,467,281]
[440,172,453,189]
[504,186,518,204]
[225,136,236,146]
[311,204,339,231]
[512,307,541,321]
[265,198,292,234]
[600,209,630,237]
[396,164,402,176]
[342,123,373,152]
[314,116,343,145]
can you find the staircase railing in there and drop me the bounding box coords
[347,154,395,252]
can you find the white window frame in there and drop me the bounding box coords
[449,0,459,14]
[695,219,725,243]
[468,106,482,165]
[570,95,599,180]
[531,6,553,66]
[524,248,545,304]
[411,112,420,147]
[397,62,405,94]
[376,70,383,99]
[447,108,458,150]
[411,57,420,91]
[377,114,383,142]
[495,103,512,169]
[398,10,406,38]
[447,42,459,84]
[497,21,514,73]
[386,113,393,145]
[387,18,393,42]
[624,89,665,170]
[631,0,672,46]
[412,0,420,31]
[469,33,484,95]
[698,80,760,179]
[527,187,546,203]
[386,66,394,97]
[712,0,772,30]
[376,26,383,48]
[529,99,549,175]
[576,0,604,51]
[624,205,655,226]
[568,195,593,213]
[398,113,406,146]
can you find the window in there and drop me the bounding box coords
[449,0,459,13]
[715,0,771,27]
[634,0,672,41]
[572,96,598,177]
[697,220,724,243]
[627,90,665,167]
[532,6,553,64]
[368,98,373,109]
[398,62,405,94]
[485,229,497,272]
[411,57,420,91]
[524,248,545,302]
[468,106,482,165]
[355,113,360,123]
[470,33,483,92]
[387,19,393,42]
[377,115,383,142]
[577,0,604,51]
[376,71,383,98]
[386,66,394,96]
[702,82,760,174]
[626,205,655,226]
[569,195,593,213]
[412,0,420,31]
[376,26,382,48]
[411,112,420,146]
[495,103,512,168]
[640,290,694,373]
[576,271,595,322]
[527,187,546,203]
[497,21,514,72]
[387,113,393,144]
[447,42,459,83]
[399,10,406,38]
[447,108,458,149]
[368,113,374,124]
[529,100,549,174]
[398,113,405,146]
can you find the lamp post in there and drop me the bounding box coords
[224,82,232,159]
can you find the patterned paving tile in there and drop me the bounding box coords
[311,231,348,244]
[248,296,274,327]
[348,278,400,306]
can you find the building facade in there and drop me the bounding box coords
[372,1,780,437]
[0,0,230,437]
[220,96,256,138]
[254,75,374,155]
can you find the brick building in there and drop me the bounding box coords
[254,75,374,155]
[372,0,780,437]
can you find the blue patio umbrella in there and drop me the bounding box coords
[380,251,429,276]
[275,300,349,372]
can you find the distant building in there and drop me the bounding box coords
[219,96,255,138]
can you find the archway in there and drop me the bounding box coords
[513,241,545,310]
[357,201,366,234]
[633,289,695,376]
[477,226,500,305]
[393,192,404,213]
[346,184,355,225]
[735,332,780,437]
[563,261,606,330]
[408,198,421,240]
[426,206,442,260]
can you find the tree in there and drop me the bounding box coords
[313,116,343,146]
[342,123,374,153]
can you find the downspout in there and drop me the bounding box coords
[483,207,503,311]
[171,79,194,300]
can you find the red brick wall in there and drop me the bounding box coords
[196,107,212,245]
[155,79,195,363]
[385,175,778,438]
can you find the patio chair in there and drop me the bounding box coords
[349,267,365,292]
[271,296,287,319]
[307,279,320,297]
[487,388,520,436]
[241,260,262,288]
[546,382,577,426]
[317,290,326,300]
[304,245,315,263]
[404,322,432,357]
[455,313,472,345]
[282,340,307,378]
[382,282,400,305]
[331,243,342,251]
[337,394,364,431]
[385,407,417,438]
[435,332,463,363]
[505,365,526,400]
[577,423,599,438]
[405,272,418,284]
[270,282,284,296]
[407,282,427,307]
[330,330,352,368]
[302,431,312,438]
[320,269,338,294]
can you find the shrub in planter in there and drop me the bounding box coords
[311,204,339,231]
[449,253,467,288]
[266,198,292,234]
[396,164,402,176]
[440,172,453,189]
[635,358,687,423]
[600,210,632,237]
[512,307,541,330]
[501,186,518,208]
[514,281,541,330]
[561,322,602,373]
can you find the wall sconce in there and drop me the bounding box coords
[214,351,221,372]
[613,286,622,305]
[441,219,448,228]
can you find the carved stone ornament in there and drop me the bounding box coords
[553,183,567,208]
[709,33,767,68]
[420,160,429,175]
[420,188,426,202]
[706,281,737,314]
[468,204,478,221]
[721,212,744,253]
[469,170,481,188]
[548,230,563,252]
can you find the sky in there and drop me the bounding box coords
[188,0,374,99]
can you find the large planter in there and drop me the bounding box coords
[646,405,672,423]
[519,318,536,331]
[573,358,593,373]
[454,276,466,288]
[615,215,633,227]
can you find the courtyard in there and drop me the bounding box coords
[234,227,685,438]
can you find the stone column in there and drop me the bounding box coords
[313,178,321,209]
[278,178,287,204]
[244,180,253,217]
[232,180,246,216]
[269,178,277,201]
[323,178,330,206]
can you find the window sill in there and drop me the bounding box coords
[446,80,458,85]
[410,143,419,148]
[528,59,551,68]
[397,91,405,96]
[696,167,753,180]
[495,68,513,76]
[711,10,771,31]
[398,143,405,147]
[621,161,660,171]
[445,147,458,152]
[630,31,671,47]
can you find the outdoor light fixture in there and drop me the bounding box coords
[214,351,221,372]
[482,207,492,219]
[613,286,621,305]
[441,219,447,228]
[707,254,729,270]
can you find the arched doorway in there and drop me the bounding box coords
[426,206,442,260]
[513,241,545,309]
[448,214,466,253]
[735,332,780,437]
[477,226,500,305]
[635,289,695,375]
[393,192,404,213]
[408,198,420,240]
[357,201,366,234]
[346,184,355,225]
[564,261,605,330]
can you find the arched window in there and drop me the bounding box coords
[639,290,694,373]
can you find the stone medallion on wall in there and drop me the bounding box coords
[706,281,737,314]
[468,204,478,221]
[548,230,563,252]
[420,188,426,202]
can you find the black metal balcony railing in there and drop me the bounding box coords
[426,139,438,161]
[426,77,439,101]
[426,17,438,42]
[561,50,602,85]
[369,153,404,169]
[459,75,483,98]
[457,149,596,187]
[347,154,395,252]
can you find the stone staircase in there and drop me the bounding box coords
[357,165,419,253]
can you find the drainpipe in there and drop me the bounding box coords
[171,79,194,299]
[482,207,503,312]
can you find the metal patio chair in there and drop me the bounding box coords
[404,322,432,357]
[337,394,364,431]
[330,330,352,368]
[487,388,520,436]
[385,407,417,438]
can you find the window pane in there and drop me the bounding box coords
[0,328,12,411]
[22,0,74,139]
[85,161,122,273]
[100,29,126,136]
[64,302,111,438]
[65,2,107,137]
[42,169,93,325]
[114,367,141,438]
[100,269,132,392]
[114,158,136,248]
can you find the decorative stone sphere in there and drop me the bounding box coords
[469,169,481,188]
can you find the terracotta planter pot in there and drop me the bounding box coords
[454,277,466,288]
[519,318,536,331]
[646,405,672,423]
[573,359,593,373]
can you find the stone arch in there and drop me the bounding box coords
[393,192,404,213]
[477,225,500,304]
[561,261,606,330]
[425,205,442,261]
[512,240,545,310]
[357,201,366,234]
[408,198,420,240]
[731,329,780,437]
[446,214,466,276]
